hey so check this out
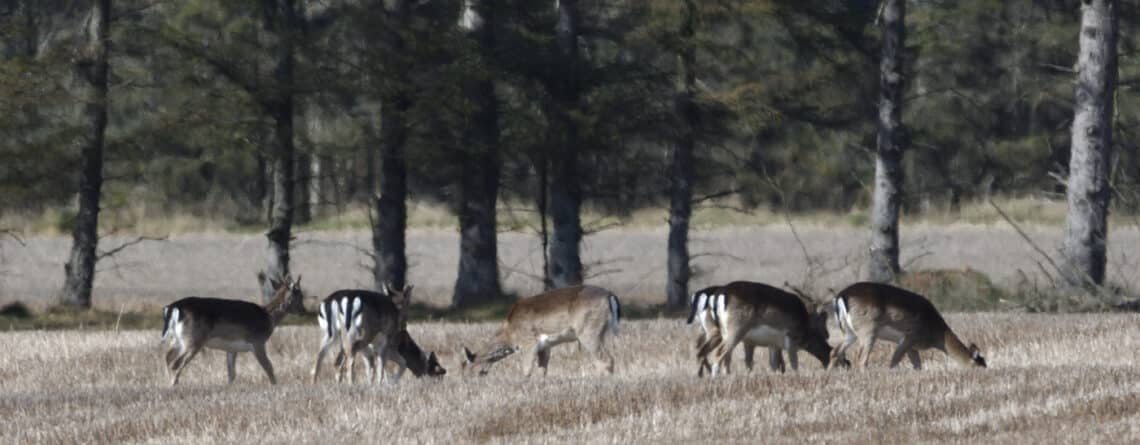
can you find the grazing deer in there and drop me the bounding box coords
[689,281,831,377]
[689,285,772,376]
[831,281,987,369]
[357,329,446,381]
[160,273,305,386]
[461,285,621,377]
[311,285,415,384]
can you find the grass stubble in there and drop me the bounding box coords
[1,313,1139,444]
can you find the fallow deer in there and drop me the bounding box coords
[160,273,305,386]
[690,285,771,376]
[690,281,831,377]
[310,284,415,384]
[831,282,987,369]
[461,285,622,377]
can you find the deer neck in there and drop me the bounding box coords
[262,288,293,327]
[941,330,975,366]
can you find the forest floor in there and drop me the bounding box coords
[2,314,1139,443]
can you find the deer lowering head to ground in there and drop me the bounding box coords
[688,281,831,377]
[311,284,421,384]
[160,273,305,386]
[461,285,621,377]
[831,281,987,369]
[689,285,767,376]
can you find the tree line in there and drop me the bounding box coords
[0,0,1128,310]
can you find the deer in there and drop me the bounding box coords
[689,285,770,376]
[310,284,420,384]
[160,273,305,386]
[689,281,832,377]
[461,285,621,377]
[830,281,987,370]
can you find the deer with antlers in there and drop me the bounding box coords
[160,273,305,386]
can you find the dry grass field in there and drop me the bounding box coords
[5,224,1140,311]
[2,313,1139,443]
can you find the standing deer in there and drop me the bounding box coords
[690,281,831,377]
[831,281,987,369]
[461,285,621,377]
[160,273,305,386]
[311,284,419,384]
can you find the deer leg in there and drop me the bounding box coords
[768,346,786,373]
[831,331,858,370]
[907,349,922,370]
[888,337,917,369]
[579,330,614,375]
[252,343,277,385]
[858,333,878,369]
[784,336,800,372]
[711,328,745,377]
[696,332,722,377]
[743,342,757,372]
[169,342,203,386]
[310,335,339,384]
[226,352,238,384]
[333,350,347,383]
[535,348,551,377]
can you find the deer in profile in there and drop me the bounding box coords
[831,281,987,369]
[160,273,305,386]
[689,281,832,377]
[311,284,430,384]
[461,285,622,377]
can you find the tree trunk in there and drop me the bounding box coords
[666,0,697,310]
[453,0,502,308]
[58,0,110,309]
[295,151,312,224]
[547,0,583,289]
[262,0,298,304]
[372,93,410,291]
[1061,0,1117,287]
[867,0,906,283]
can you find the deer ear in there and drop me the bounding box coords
[462,346,477,363]
[257,272,267,286]
[294,275,302,288]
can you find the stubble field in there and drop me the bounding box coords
[2,313,1140,444]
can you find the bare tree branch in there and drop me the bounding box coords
[97,236,167,261]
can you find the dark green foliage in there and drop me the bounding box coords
[4,0,1140,224]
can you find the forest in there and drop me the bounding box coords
[0,0,1132,311]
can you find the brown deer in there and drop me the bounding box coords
[311,285,416,384]
[689,285,771,376]
[160,273,305,386]
[690,281,831,377]
[831,281,987,369]
[461,285,621,377]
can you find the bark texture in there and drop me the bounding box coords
[58,0,111,309]
[547,0,584,289]
[1061,0,1117,287]
[262,0,299,305]
[867,0,906,283]
[372,0,411,291]
[666,0,697,310]
[453,0,502,308]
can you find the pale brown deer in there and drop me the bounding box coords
[160,273,305,386]
[461,285,621,377]
[690,281,831,377]
[831,281,987,369]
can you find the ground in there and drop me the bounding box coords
[2,313,1139,443]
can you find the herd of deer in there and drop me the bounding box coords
[158,273,986,387]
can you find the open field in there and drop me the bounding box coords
[3,224,1140,311]
[2,313,1139,443]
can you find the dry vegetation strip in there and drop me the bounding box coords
[2,313,1139,443]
